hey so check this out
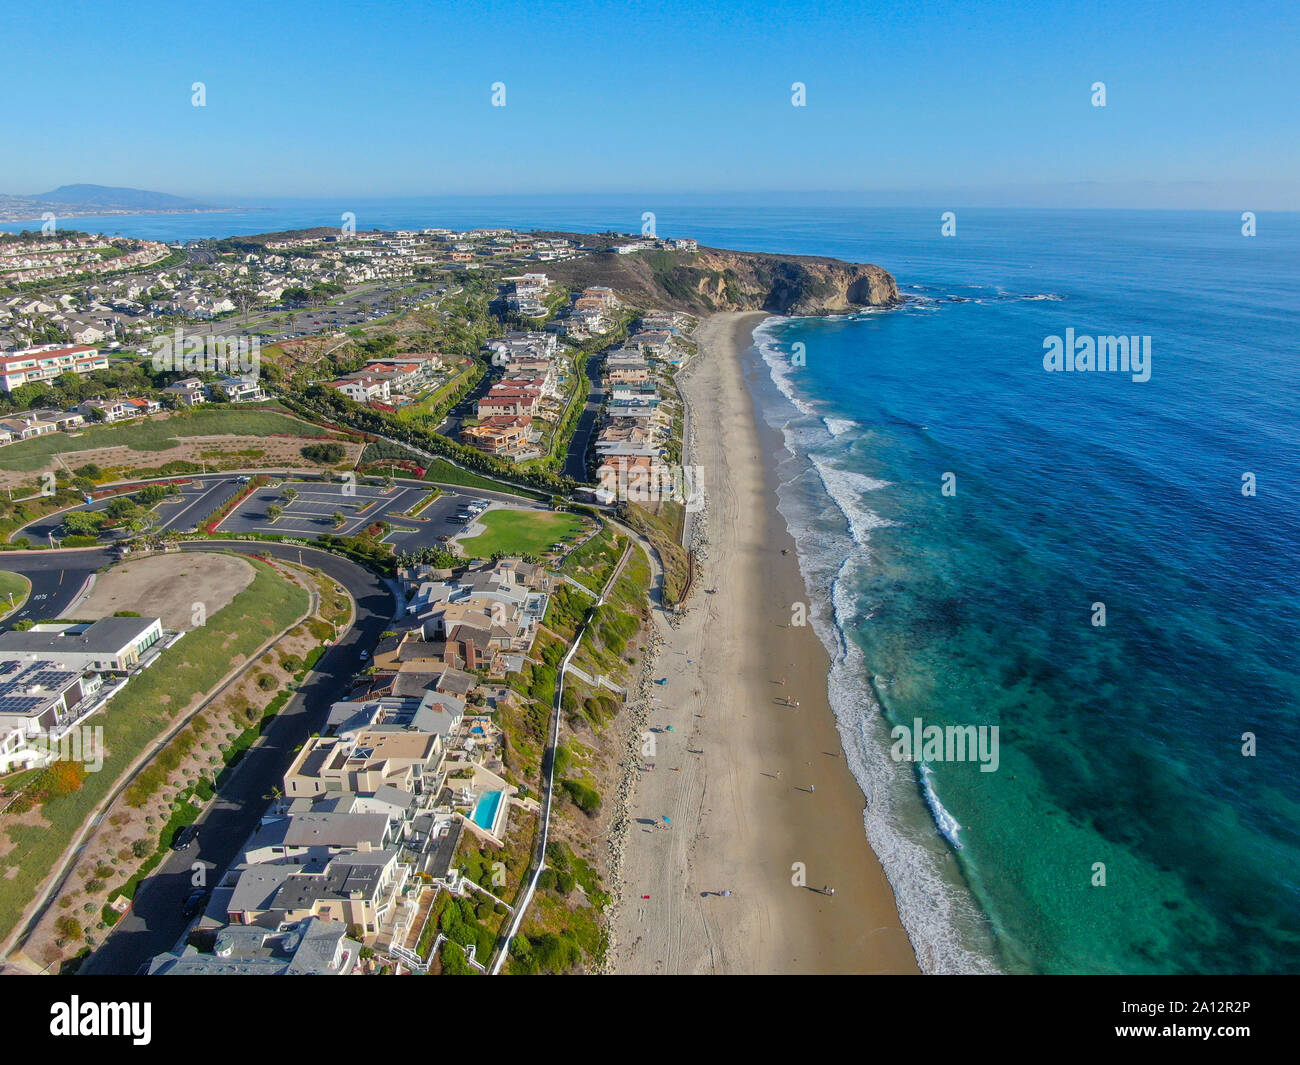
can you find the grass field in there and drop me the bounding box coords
[459,509,586,558]
[0,557,308,945]
[0,570,30,616]
[0,407,333,472]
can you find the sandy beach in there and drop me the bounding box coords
[608,311,918,974]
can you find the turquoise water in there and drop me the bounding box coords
[472,790,503,831]
[744,211,1300,974]
[22,200,1298,973]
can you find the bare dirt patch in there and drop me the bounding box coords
[72,552,255,631]
[0,434,364,491]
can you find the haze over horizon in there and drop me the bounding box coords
[3,0,1297,211]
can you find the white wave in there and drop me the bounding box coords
[808,456,894,547]
[920,764,964,849]
[755,320,821,419]
[747,328,1002,973]
[823,416,859,437]
[823,561,1001,974]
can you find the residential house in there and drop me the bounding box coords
[0,616,164,672]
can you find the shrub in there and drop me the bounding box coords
[302,442,346,464]
[55,916,83,941]
[561,778,601,817]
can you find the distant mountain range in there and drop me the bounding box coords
[0,184,221,223]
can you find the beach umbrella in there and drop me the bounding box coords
[665,725,675,732]
[662,816,671,824]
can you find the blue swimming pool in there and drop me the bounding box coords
[471,790,503,830]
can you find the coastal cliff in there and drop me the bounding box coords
[681,248,899,315]
[538,236,901,316]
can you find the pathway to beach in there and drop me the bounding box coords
[608,312,918,974]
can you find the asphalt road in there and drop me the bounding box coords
[13,476,242,546]
[434,366,498,438]
[0,547,113,629]
[564,352,604,483]
[77,540,396,976]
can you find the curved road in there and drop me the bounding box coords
[0,547,113,630]
[9,541,399,975]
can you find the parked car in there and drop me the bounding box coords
[171,824,199,851]
[182,889,210,918]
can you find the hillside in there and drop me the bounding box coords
[36,185,207,210]
[538,238,900,315]
[0,184,215,222]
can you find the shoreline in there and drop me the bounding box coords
[608,311,917,974]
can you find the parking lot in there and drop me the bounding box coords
[217,479,489,550]
[13,473,549,556]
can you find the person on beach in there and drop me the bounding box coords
[809,784,815,793]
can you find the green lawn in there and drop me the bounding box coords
[0,570,30,616]
[459,509,586,559]
[0,556,308,945]
[0,407,334,472]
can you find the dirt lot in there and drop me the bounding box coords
[0,434,365,491]
[71,553,255,631]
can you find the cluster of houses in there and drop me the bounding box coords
[591,311,694,504]
[0,228,581,352]
[611,236,699,255]
[325,352,445,408]
[0,235,169,287]
[504,272,552,317]
[558,285,620,339]
[0,616,169,774]
[145,556,553,975]
[462,330,565,460]
[0,227,703,358]
[0,340,269,446]
[0,394,167,445]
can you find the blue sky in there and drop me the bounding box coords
[4,0,1298,207]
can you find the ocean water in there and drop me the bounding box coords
[17,199,1298,973]
[744,210,1300,975]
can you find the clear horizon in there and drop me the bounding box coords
[4,0,1298,211]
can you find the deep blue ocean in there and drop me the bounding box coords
[19,199,1298,973]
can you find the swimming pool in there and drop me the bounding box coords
[471,790,503,831]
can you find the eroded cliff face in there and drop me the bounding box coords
[538,237,901,317]
[687,250,900,315]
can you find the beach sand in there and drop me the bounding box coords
[609,311,918,974]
